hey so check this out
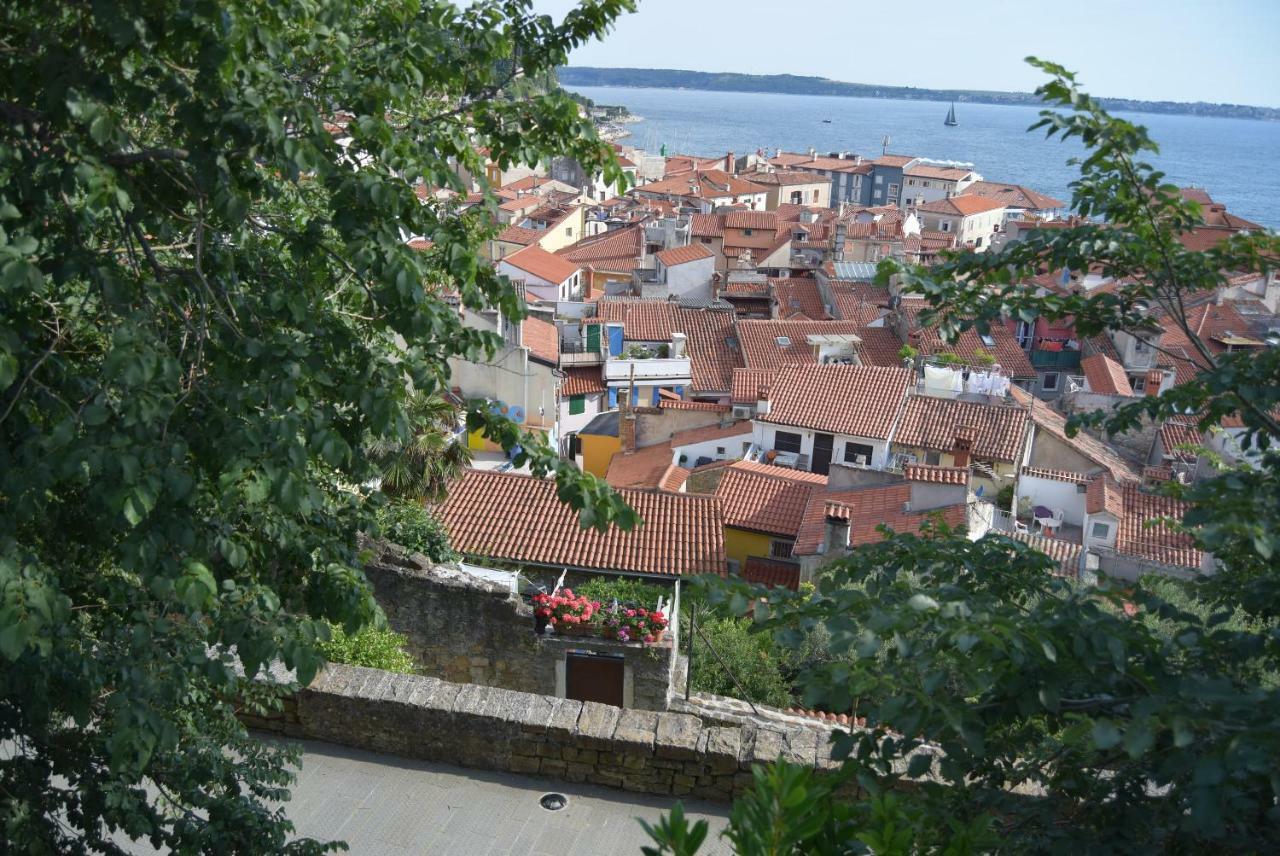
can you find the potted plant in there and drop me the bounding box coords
[601,606,669,645]
[531,589,601,636]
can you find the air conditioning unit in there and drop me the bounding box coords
[732,405,752,419]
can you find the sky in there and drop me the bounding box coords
[531,0,1280,108]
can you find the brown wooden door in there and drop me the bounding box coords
[566,653,624,707]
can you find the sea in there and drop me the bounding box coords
[566,85,1280,229]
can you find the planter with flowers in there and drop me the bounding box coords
[531,589,600,636]
[601,606,668,646]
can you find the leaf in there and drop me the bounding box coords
[907,752,933,778]
[908,594,939,612]
[1092,719,1121,750]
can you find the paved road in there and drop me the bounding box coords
[122,737,732,855]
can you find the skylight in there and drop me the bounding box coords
[979,333,996,347]
[775,336,792,347]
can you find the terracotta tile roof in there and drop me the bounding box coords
[634,169,765,200]
[1144,465,1174,482]
[851,328,908,367]
[1086,476,1124,517]
[737,320,867,372]
[828,283,892,325]
[1081,354,1133,396]
[655,243,715,266]
[724,210,778,231]
[726,460,829,484]
[607,442,677,490]
[962,181,1064,211]
[1010,386,1141,483]
[500,196,542,212]
[522,316,559,366]
[1159,421,1202,461]
[731,368,772,404]
[503,244,579,284]
[716,462,827,538]
[561,366,606,396]
[1178,187,1214,206]
[658,397,730,413]
[747,170,831,187]
[916,196,1005,217]
[769,278,830,320]
[690,214,725,237]
[596,299,740,394]
[406,238,433,251]
[659,465,691,493]
[903,463,967,485]
[1001,530,1082,577]
[723,280,770,296]
[761,364,914,439]
[497,224,544,245]
[894,395,1029,463]
[670,420,753,448]
[1021,465,1091,484]
[903,163,974,181]
[874,154,916,167]
[741,557,801,591]
[901,299,1035,377]
[1114,484,1201,569]
[435,469,725,577]
[793,482,967,555]
[558,226,643,267]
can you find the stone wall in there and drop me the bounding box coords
[250,663,866,802]
[362,543,679,710]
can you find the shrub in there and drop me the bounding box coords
[688,616,793,708]
[376,500,456,562]
[995,483,1016,510]
[318,623,416,674]
[576,576,668,610]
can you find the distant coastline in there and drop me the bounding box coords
[558,67,1280,123]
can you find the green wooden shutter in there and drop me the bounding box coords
[586,324,601,353]
[569,395,585,415]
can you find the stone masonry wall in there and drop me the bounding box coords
[362,544,677,710]
[250,663,865,803]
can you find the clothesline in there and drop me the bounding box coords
[921,363,1012,397]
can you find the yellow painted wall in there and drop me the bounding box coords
[724,526,781,568]
[581,432,621,477]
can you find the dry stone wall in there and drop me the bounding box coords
[251,663,856,802]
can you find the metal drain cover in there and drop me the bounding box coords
[539,792,568,811]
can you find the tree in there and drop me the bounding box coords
[367,389,472,502]
[0,0,638,851]
[374,499,456,564]
[646,60,1280,854]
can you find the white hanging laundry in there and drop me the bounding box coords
[924,365,954,394]
[950,369,964,393]
[991,375,1010,397]
[966,371,985,394]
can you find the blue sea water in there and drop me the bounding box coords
[567,85,1280,228]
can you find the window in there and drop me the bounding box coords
[774,431,802,454]
[742,441,752,456]
[701,237,712,244]
[875,175,883,185]
[743,228,753,236]
[940,221,951,232]
[843,442,874,465]
[975,237,984,247]
[979,332,995,347]
[565,226,573,236]
[924,451,941,466]
[715,446,726,457]
[923,180,932,188]
[1091,521,1111,540]
[769,540,794,560]
[1131,375,1147,392]
[1042,372,1060,391]
[1134,337,1151,353]
[568,395,585,415]
[908,178,916,186]
[888,183,899,197]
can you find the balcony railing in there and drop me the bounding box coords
[603,357,692,383]
[1030,349,1081,369]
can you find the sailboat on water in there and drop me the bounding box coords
[944,103,958,127]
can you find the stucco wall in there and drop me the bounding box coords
[724,526,777,569]
[1016,474,1086,525]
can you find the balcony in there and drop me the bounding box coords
[1030,349,1081,370]
[559,339,604,366]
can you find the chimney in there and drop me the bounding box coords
[952,425,976,469]
[670,331,687,358]
[756,388,770,416]
[808,147,817,159]
[823,504,851,555]
[1145,369,1163,397]
[620,410,637,452]
[832,223,847,262]
[725,151,735,175]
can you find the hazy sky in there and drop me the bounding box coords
[531,0,1280,108]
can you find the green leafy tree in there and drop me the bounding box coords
[367,389,472,502]
[0,0,637,851]
[375,500,456,563]
[688,616,793,709]
[647,60,1280,854]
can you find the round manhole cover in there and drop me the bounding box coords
[540,793,568,812]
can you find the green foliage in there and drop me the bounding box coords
[933,352,963,365]
[367,390,471,502]
[0,0,637,850]
[375,501,456,563]
[654,59,1280,854]
[972,348,996,366]
[897,344,919,361]
[688,615,793,709]
[317,622,416,674]
[576,576,667,609]
[994,483,1015,510]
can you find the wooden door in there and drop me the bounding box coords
[812,432,834,475]
[566,653,624,707]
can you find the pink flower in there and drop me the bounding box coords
[626,609,636,617]
[643,635,655,644]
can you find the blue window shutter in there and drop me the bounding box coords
[652,387,660,405]
[632,387,640,406]
[608,325,624,357]
[608,388,618,408]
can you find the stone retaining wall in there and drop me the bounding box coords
[363,543,678,710]
[249,663,856,802]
